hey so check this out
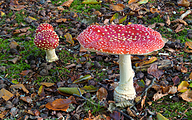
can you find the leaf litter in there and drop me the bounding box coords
[0,0,192,119]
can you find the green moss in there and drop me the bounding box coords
[148,96,192,119]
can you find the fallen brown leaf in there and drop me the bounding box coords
[147,64,164,80]
[110,4,125,11]
[38,85,45,97]
[150,8,160,14]
[40,82,55,87]
[56,18,67,23]
[9,41,18,49]
[20,70,33,76]
[128,0,138,4]
[96,87,108,101]
[180,89,192,102]
[20,96,32,104]
[0,88,14,101]
[8,56,21,64]
[171,19,188,26]
[45,96,77,111]
[61,0,73,7]
[153,90,168,101]
[10,84,29,94]
[172,76,180,85]
[178,0,190,7]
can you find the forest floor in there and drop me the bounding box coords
[0,0,192,119]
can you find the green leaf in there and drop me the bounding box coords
[138,0,148,4]
[82,0,102,4]
[81,85,98,92]
[119,15,127,24]
[58,87,85,95]
[189,83,192,88]
[73,75,92,84]
[157,112,169,120]
[137,79,145,88]
[110,13,119,23]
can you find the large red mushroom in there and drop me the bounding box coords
[34,30,59,62]
[77,24,165,102]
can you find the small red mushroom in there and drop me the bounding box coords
[35,23,54,34]
[34,30,59,62]
[77,24,165,102]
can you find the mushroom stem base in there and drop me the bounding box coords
[45,49,59,62]
[114,81,136,102]
[114,55,136,102]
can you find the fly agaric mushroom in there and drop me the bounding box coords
[77,24,165,102]
[35,23,54,34]
[34,30,59,62]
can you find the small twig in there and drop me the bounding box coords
[130,77,155,109]
[140,77,155,97]
[75,88,133,119]
[114,109,134,120]
[0,75,14,85]
[73,88,98,106]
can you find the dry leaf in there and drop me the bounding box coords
[172,76,180,85]
[93,11,102,16]
[13,27,30,34]
[40,82,55,87]
[61,0,73,7]
[45,96,77,111]
[128,0,138,4]
[181,65,188,73]
[175,24,184,33]
[20,70,33,76]
[79,46,87,53]
[127,108,136,117]
[9,41,18,49]
[20,96,32,104]
[96,87,108,101]
[138,56,158,66]
[153,90,168,101]
[128,3,140,11]
[0,88,14,101]
[57,6,64,11]
[189,72,192,79]
[141,95,146,109]
[178,0,190,7]
[180,89,192,102]
[168,86,177,94]
[110,4,125,11]
[38,85,45,97]
[185,41,192,49]
[56,18,67,23]
[147,64,164,80]
[8,56,21,64]
[184,41,192,53]
[150,8,160,14]
[65,33,74,45]
[171,19,188,26]
[178,81,189,92]
[10,84,29,94]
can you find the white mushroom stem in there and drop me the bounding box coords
[45,49,59,62]
[114,54,136,102]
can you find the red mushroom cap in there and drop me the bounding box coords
[36,23,54,34]
[77,24,165,55]
[34,30,59,50]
